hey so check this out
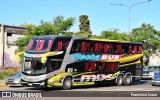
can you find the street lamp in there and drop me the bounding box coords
[111,0,151,35]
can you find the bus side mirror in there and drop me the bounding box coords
[41,52,57,63]
[15,52,25,62]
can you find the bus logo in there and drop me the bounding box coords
[81,74,112,81]
[73,54,100,61]
[100,55,120,60]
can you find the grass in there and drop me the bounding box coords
[0,67,21,80]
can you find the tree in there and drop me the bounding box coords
[79,15,91,34]
[90,35,104,39]
[63,32,74,36]
[101,29,130,41]
[15,16,75,53]
[74,32,90,38]
[132,23,160,64]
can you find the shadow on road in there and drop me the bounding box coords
[130,80,149,85]
[23,80,150,91]
[9,86,23,88]
[24,83,114,91]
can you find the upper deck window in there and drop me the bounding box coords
[57,41,62,51]
[138,46,142,54]
[134,46,137,54]
[81,42,86,52]
[26,39,53,52]
[66,41,70,49]
[104,43,109,53]
[37,40,45,51]
[86,42,90,52]
[26,40,34,51]
[116,44,121,53]
[99,43,103,52]
[94,43,99,52]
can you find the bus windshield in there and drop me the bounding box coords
[23,59,62,75]
[23,60,47,75]
[26,39,53,52]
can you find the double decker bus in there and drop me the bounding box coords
[15,35,71,88]
[16,36,143,89]
[60,37,143,89]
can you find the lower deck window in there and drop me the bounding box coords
[47,60,62,72]
[66,62,119,73]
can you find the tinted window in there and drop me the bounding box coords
[47,60,62,73]
[66,62,84,72]
[26,39,53,52]
[70,40,142,54]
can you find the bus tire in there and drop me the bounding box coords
[116,75,123,86]
[63,77,72,90]
[42,80,48,90]
[123,75,131,86]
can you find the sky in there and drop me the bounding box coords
[0,0,159,35]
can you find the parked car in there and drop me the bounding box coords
[152,72,160,86]
[6,71,22,86]
[142,66,160,79]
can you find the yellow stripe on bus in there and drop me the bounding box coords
[73,82,94,86]
[15,52,25,62]
[119,59,141,67]
[110,71,120,80]
[73,72,95,77]
[41,52,57,63]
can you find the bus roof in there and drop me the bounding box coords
[32,35,72,40]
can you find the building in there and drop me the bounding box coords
[0,24,27,69]
[149,52,160,66]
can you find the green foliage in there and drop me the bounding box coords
[79,15,91,34]
[0,67,21,79]
[90,35,104,39]
[63,32,74,36]
[15,16,75,53]
[132,23,160,58]
[75,32,91,38]
[101,29,130,41]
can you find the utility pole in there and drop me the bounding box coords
[111,0,151,35]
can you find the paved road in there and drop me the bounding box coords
[0,80,160,97]
[1,80,159,91]
[1,80,160,100]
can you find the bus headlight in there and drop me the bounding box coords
[40,82,45,86]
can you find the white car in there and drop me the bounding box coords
[142,66,160,79]
[6,71,22,86]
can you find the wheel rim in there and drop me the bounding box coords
[65,80,71,88]
[118,77,123,85]
[126,77,130,83]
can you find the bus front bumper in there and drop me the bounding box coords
[21,79,46,87]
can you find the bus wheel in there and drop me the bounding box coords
[116,75,123,86]
[123,75,131,86]
[63,77,72,90]
[42,80,48,90]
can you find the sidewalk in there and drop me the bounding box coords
[0,80,7,88]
